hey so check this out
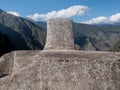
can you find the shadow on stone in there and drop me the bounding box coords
[0,74,9,78]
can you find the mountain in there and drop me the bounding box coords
[73,23,120,51]
[0,9,46,51]
[73,23,110,51]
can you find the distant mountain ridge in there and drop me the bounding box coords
[73,23,120,51]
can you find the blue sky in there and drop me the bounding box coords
[0,0,120,24]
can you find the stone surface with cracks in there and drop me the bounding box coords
[44,19,75,50]
[0,50,120,90]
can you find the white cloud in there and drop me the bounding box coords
[27,13,43,21]
[82,13,120,24]
[82,16,108,24]
[109,13,120,23]
[27,5,89,21]
[7,11,20,17]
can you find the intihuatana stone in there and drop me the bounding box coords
[44,19,75,50]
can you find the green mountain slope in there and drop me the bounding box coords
[110,40,120,52]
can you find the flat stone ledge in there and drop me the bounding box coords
[39,50,120,60]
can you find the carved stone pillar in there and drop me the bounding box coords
[44,18,75,50]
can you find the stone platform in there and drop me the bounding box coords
[0,50,120,90]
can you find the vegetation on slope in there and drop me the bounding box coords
[110,40,120,52]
